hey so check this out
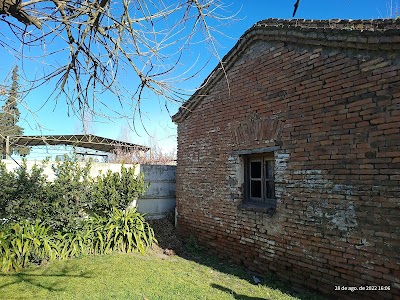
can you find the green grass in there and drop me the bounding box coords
[0,251,323,300]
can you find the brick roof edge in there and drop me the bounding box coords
[172,18,400,123]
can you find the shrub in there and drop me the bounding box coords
[0,157,92,232]
[0,156,148,233]
[0,156,155,273]
[88,166,148,217]
[46,156,92,232]
[0,160,49,225]
[0,220,57,272]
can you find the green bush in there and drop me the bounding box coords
[0,157,156,272]
[0,156,148,232]
[88,166,148,216]
[48,156,92,231]
[0,157,90,232]
[0,160,49,224]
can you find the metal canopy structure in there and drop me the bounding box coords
[3,134,149,158]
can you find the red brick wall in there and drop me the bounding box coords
[175,23,400,299]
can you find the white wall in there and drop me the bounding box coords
[1,159,139,181]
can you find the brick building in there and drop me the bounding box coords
[172,19,400,299]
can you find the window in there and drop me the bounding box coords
[244,152,276,208]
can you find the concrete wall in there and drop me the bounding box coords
[174,20,400,300]
[2,160,176,219]
[2,159,138,181]
[137,165,176,219]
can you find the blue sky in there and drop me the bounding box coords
[0,0,397,159]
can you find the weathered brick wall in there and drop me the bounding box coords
[174,20,400,299]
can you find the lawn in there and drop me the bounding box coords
[0,251,323,300]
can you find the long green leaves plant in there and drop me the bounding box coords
[102,208,156,254]
[0,220,57,272]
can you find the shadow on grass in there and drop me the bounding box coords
[0,264,92,294]
[178,239,325,300]
[151,218,326,299]
[211,283,267,300]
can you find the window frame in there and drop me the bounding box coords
[243,152,276,207]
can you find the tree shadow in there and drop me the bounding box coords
[0,264,92,294]
[177,244,325,300]
[211,283,268,300]
[151,217,325,299]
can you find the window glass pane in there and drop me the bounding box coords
[266,182,275,199]
[266,160,274,179]
[250,161,261,178]
[250,180,262,198]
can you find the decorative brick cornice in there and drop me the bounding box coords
[172,18,400,123]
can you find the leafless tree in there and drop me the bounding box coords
[0,0,236,119]
[110,124,175,164]
[109,144,176,165]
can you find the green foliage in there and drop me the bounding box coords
[0,159,49,224]
[98,207,156,254]
[47,156,92,232]
[53,208,157,258]
[0,208,157,272]
[0,155,148,232]
[0,157,155,272]
[0,220,57,272]
[89,166,148,216]
[0,162,14,218]
[0,157,90,232]
[0,66,30,157]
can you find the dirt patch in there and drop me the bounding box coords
[148,213,183,256]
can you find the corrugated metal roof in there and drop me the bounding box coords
[6,134,150,153]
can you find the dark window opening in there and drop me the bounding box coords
[250,161,262,178]
[250,180,262,198]
[244,152,276,205]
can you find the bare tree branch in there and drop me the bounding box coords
[293,0,301,17]
[0,0,235,122]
